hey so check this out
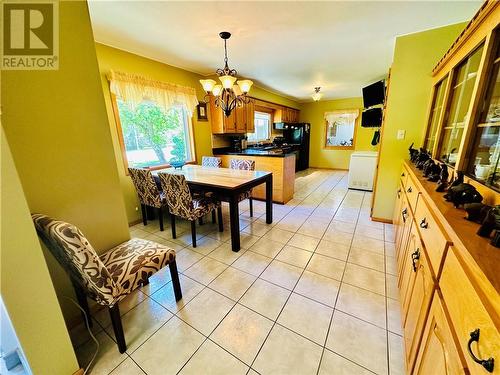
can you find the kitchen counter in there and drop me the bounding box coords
[214,147,296,158]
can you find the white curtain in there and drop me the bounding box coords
[107,70,199,115]
[324,109,359,127]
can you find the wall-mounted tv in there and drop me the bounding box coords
[362,80,386,108]
[361,107,383,128]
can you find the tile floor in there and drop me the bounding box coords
[71,169,406,375]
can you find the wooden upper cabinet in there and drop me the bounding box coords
[246,99,255,133]
[210,96,255,134]
[275,106,300,123]
[235,105,246,133]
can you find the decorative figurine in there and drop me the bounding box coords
[477,206,500,243]
[427,163,441,182]
[422,159,435,177]
[491,231,500,248]
[436,164,449,192]
[444,183,483,208]
[464,203,492,223]
[416,149,431,169]
[449,171,464,189]
[409,143,419,163]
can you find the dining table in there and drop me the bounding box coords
[152,165,273,252]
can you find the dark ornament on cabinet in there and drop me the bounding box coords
[477,206,500,240]
[444,183,483,208]
[409,143,419,163]
[464,203,492,223]
[436,164,449,192]
[449,171,464,189]
[422,159,435,177]
[416,149,431,169]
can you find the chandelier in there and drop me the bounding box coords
[200,32,253,117]
[312,87,322,101]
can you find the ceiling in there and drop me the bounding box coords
[88,1,480,102]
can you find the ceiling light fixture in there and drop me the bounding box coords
[312,87,322,101]
[200,32,253,117]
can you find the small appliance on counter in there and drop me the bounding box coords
[231,137,242,152]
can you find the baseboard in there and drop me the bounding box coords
[371,216,393,224]
[128,218,142,227]
[73,369,84,375]
[306,166,349,171]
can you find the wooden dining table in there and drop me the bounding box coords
[152,165,273,252]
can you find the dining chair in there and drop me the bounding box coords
[230,158,256,217]
[158,172,223,247]
[31,213,182,354]
[128,167,168,231]
[201,156,222,168]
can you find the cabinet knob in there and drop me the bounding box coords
[401,208,408,223]
[467,329,495,373]
[420,218,428,229]
[401,172,405,177]
[407,187,412,193]
[411,248,420,272]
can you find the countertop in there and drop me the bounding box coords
[213,147,296,158]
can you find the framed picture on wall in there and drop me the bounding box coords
[197,102,208,121]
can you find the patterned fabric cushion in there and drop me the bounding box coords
[100,238,175,300]
[202,156,222,168]
[158,172,219,220]
[128,168,165,208]
[32,214,118,306]
[230,158,255,202]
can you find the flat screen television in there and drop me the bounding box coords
[361,107,383,127]
[362,80,385,108]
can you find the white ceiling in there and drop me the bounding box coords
[88,1,480,102]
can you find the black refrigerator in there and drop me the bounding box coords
[282,123,310,171]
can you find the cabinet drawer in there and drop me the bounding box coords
[413,292,468,374]
[400,166,410,188]
[404,174,420,213]
[414,196,450,277]
[398,222,420,309]
[396,193,411,262]
[440,248,499,375]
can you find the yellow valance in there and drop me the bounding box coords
[107,70,199,115]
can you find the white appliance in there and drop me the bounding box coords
[348,151,378,191]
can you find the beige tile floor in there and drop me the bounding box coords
[72,169,406,375]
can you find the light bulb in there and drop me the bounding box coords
[212,84,222,96]
[237,79,253,93]
[219,75,237,89]
[199,79,216,92]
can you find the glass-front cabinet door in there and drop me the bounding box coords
[438,44,484,166]
[467,38,500,191]
[424,76,448,154]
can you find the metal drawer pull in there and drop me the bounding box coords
[420,218,428,229]
[401,208,408,223]
[407,187,412,193]
[397,188,401,199]
[411,248,420,272]
[467,329,494,372]
[401,172,405,177]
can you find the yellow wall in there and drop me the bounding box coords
[95,43,300,224]
[2,1,130,324]
[1,128,80,374]
[299,97,378,169]
[372,23,467,220]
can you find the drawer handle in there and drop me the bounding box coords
[397,188,401,199]
[401,208,408,223]
[420,218,428,229]
[401,172,405,177]
[407,187,412,193]
[468,329,495,373]
[411,248,420,272]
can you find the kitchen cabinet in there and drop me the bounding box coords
[210,97,255,134]
[275,106,300,123]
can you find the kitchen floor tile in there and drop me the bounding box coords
[260,260,303,290]
[209,266,256,300]
[183,257,228,285]
[294,270,340,307]
[336,283,386,329]
[287,233,320,252]
[343,262,386,295]
[275,245,313,268]
[315,240,350,261]
[249,238,284,258]
[239,278,291,320]
[232,251,272,276]
[306,254,345,281]
[150,274,204,313]
[318,349,373,375]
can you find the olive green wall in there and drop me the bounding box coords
[372,22,467,220]
[2,1,130,324]
[1,128,80,375]
[299,97,378,169]
[95,43,300,224]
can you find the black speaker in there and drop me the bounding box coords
[361,107,383,128]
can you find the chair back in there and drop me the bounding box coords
[157,173,194,219]
[230,158,256,171]
[202,156,222,168]
[31,214,117,306]
[128,168,162,208]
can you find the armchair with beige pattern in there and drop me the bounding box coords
[128,167,168,231]
[31,213,182,353]
[158,172,223,247]
[230,158,256,217]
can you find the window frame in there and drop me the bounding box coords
[247,107,273,143]
[110,93,197,174]
[323,109,359,150]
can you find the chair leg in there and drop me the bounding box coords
[191,220,197,247]
[168,260,183,301]
[72,282,92,329]
[158,207,164,231]
[217,206,224,232]
[212,210,216,224]
[170,214,176,239]
[109,304,126,353]
[249,197,253,217]
[141,204,147,226]
[198,217,203,225]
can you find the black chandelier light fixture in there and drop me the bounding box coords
[200,32,253,117]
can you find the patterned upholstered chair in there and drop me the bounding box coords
[158,172,223,247]
[201,156,222,168]
[230,158,256,217]
[32,213,182,353]
[128,167,168,231]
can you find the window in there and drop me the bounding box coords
[248,111,271,142]
[438,44,484,166]
[324,110,359,149]
[115,98,194,168]
[466,39,500,191]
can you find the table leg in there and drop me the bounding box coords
[229,195,240,252]
[266,174,273,224]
